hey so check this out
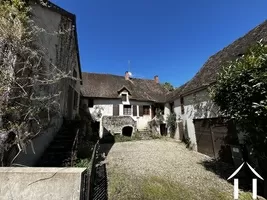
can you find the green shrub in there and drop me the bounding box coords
[167,113,177,137]
[210,40,267,159]
[74,158,91,168]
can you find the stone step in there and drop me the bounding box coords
[137,130,152,133]
[35,120,79,167]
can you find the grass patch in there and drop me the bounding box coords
[108,170,201,200]
[140,176,196,200]
[108,169,264,200]
[74,158,92,168]
[108,170,202,200]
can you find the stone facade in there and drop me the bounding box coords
[102,116,137,136]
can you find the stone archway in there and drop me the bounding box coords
[122,126,133,137]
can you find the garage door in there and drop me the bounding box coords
[194,119,214,157]
[194,118,238,162]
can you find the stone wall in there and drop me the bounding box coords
[102,116,137,135]
[12,3,81,166]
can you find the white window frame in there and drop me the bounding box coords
[123,105,132,116]
[121,91,130,105]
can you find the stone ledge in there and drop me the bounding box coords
[0,167,88,200]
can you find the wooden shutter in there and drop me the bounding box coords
[139,105,143,116]
[133,105,137,116]
[113,104,119,116]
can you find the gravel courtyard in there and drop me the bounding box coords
[105,139,265,200]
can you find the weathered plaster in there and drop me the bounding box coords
[173,89,220,150]
[81,98,157,137]
[31,3,81,119]
[13,4,81,166]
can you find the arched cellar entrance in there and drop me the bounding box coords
[122,126,133,137]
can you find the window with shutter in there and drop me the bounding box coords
[133,105,137,116]
[143,106,150,115]
[180,97,184,114]
[122,94,127,102]
[139,106,143,116]
[113,105,119,116]
[123,105,132,115]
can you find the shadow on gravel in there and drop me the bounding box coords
[199,158,264,196]
[90,129,115,200]
[99,128,115,157]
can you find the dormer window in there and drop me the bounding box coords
[118,86,131,104]
[122,94,127,102]
[120,92,129,104]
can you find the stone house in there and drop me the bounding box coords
[12,1,82,166]
[169,20,267,159]
[81,72,171,137]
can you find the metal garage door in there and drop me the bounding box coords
[194,118,238,162]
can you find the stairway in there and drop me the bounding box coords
[35,120,80,167]
[137,128,152,135]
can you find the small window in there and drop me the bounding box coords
[122,94,127,102]
[170,102,174,113]
[180,97,184,114]
[123,105,132,115]
[143,106,150,115]
[73,70,77,85]
[88,99,94,108]
[73,90,78,110]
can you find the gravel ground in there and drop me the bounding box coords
[105,139,265,200]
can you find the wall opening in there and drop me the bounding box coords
[160,124,167,136]
[122,126,133,137]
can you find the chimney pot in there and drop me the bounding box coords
[125,71,130,80]
[154,75,159,83]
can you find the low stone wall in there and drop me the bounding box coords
[0,167,89,200]
[102,116,137,135]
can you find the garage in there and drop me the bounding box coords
[193,117,239,163]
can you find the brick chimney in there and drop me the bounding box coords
[154,75,159,83]
[125,71,130,80]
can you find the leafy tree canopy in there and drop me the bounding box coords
[210,40,267,159]
[162,82,174,91]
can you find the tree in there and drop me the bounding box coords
[210,40,267,157]
[162,82,174,91]
[210,40,267,196]
[0,0,72,165]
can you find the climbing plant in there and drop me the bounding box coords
[0,0,72,165]
[166,113,176,137]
